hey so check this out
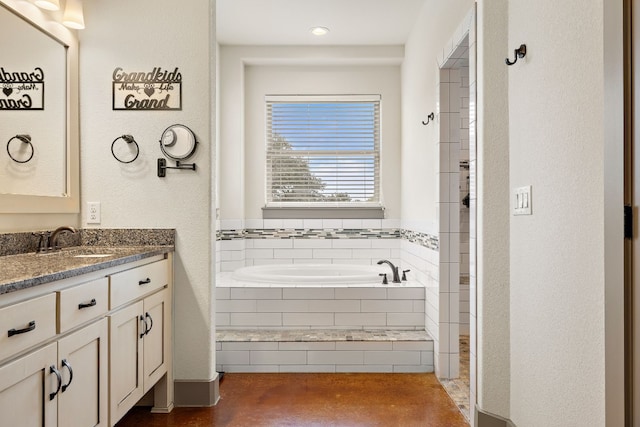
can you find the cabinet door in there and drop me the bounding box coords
[0,343,57,427]
[109,301,143,426]
[142,289,168,394]
[57,319,108,427]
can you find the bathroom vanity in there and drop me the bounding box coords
[0,245,174,427]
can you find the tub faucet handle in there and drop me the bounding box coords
[379,273,388,285]
[402,269,411,281]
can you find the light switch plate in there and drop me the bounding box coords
[513,186,532,215]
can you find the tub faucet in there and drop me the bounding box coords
[377,260,401,283]
[50,226,77,250]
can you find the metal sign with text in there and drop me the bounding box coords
[112,67,182,110]
[0,67,45,110]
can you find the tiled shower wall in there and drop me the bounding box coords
[436,6,475,380]
[438,66,463,378]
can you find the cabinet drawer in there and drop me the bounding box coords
[110,259,169,309]
[57,277,109,333]
[0,293,56,362]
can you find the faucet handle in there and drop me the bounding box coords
[379,273,388,285]
[32,231,51,253]
[402,269,411,281]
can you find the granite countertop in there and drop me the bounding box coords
[0,245,173,296]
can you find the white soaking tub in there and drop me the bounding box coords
[231,263,389,285]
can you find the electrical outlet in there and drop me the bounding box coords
[87,202,101,224]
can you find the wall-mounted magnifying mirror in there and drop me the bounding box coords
[157,124,198,178]
[159,124,197,160]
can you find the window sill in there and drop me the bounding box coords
[262,206,385,219]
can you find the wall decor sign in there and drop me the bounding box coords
[0,67,45,110]
[112,67,182,110]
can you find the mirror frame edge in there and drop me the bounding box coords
[0,0,79,214]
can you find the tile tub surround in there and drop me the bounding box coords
[217,273,432,373]
[216,226,438,273]
[216,329,434,373]
[216,273,425,330]
[215,224,463,379]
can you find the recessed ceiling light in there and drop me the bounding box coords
[310,26,330,36]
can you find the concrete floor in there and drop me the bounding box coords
[116,373,468,426]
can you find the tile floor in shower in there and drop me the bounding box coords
[440,335,470,421]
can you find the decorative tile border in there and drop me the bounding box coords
[216,227,438,251]
[400,229,440,251]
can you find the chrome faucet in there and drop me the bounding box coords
[377,259,401,283]
[50,226,77,250]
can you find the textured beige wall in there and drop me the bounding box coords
[400,0,474,229]
[79,0,215,381]
[476,0,511,419]
[508,0,607,425]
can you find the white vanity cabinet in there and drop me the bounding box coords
[0,342,58,426]
[108,259,172,427]
[0,252,173,427]
[0,284,108,427]
[57,318,108,427]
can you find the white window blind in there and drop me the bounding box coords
[266,95,381,206]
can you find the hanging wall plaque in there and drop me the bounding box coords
[112,66,182,110]
[0,67,45,110]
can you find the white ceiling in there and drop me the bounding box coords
[216,0,427,46]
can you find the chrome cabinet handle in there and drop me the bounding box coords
[61,359,74,393]
[78,298,97,309]
[8,320,36,337]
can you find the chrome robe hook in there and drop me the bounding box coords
[506,44,527,65]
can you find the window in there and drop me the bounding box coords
[265,95,381,213]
